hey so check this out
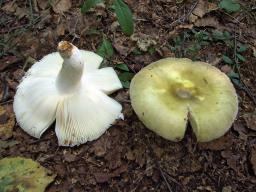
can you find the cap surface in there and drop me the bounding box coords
[130,58,238,142]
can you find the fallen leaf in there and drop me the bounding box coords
[63,150,77,162]
[189,0,218,23]
[93,172,111,183]
[0,157,56,192]
[243,111,256,131]
[0,105,15,140]
[37,0,49,10]
[233,123,248,140]
[250,147,256,175]
[252,46,256,58]
[1,1,18,13]
[0,56,21,71]
[221,65,232,74]
[168,24,193,38]
[222,186,232,192]
[198,134,233,151]
[0,140,19,150]
[52,0,72,14]
[221,151,240,171]
[195,17,223,29]
[56,23,66,36]
[131,33,157,52]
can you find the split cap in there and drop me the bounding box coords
[130,58,238,142]
[14,41,123,146]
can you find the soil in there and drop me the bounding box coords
[1,0,256,191]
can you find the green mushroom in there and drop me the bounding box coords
[130,58,238,142]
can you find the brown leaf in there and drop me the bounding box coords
[243,111,256,131]
[52,0,72,14]
[250,147,256,175]
[93,172,111,183]
[2,1,18,13]
[221,65,232,74]
[14,7,28,19]
[195,17,223,29]
[0,105,15,140]
[56,23,66,36]
[198,134,233,151]
[0,56,20,71]
[37,0,49,10]
[189,0,218,23]
[63,150,77,162]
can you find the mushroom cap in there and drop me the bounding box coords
[13,43,123,146]
[130,58,238,142]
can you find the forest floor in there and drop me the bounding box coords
[1,0,256,191]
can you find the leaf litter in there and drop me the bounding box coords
[1,0,256,191]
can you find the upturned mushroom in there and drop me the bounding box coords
[130,58,238,142]
[14,41,123,146]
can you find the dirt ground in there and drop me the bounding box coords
[1,0,256,191]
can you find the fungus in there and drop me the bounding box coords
[14,41,123,146]
[130,58,238,142]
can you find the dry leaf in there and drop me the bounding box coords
[0,56,21,71]
[221,65,232,74]
[37,0,49,10]
[2,1,18,13]
[189,0,218,23]
[243,111,256,131]
[198,134,233,151]
[131,33,157,52]
[0,105,15,140]
[251,147,256,175]
[195,17,222,29]
[56,23,66,36]
[52,0,72,14]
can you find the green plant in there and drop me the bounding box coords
[115,63,134,88]
[219,0,240,13]
[81,0,134,36]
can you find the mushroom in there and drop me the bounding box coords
[13,41,123,146]
[130,58,238,142]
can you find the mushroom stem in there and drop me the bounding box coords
[57,41,84,93]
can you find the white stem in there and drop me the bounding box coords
[56,41,84,94]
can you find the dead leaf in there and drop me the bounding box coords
[250,147,256,175]
[56,23,66,36]
[243,111,256,131]
[14,7,28,19]
[37,0,49,10]
[2,1,18,13]
[63,150,77,162]
[131,33,157,52]
[0,56,21,71]
[198,134,233,151]
[52,0,72,14]
[189,0,218,23]
[168,24,193,38]
[93,172,111,183]
[233,123,248,140]
[0,105,15,140]
[221,65,232,74]
[195,17,223,29]
[252,46,256,58]
[222,186,232,192]
[157,47,175,57]
[0,140,19,150]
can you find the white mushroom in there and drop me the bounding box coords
[14,41,123,146]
